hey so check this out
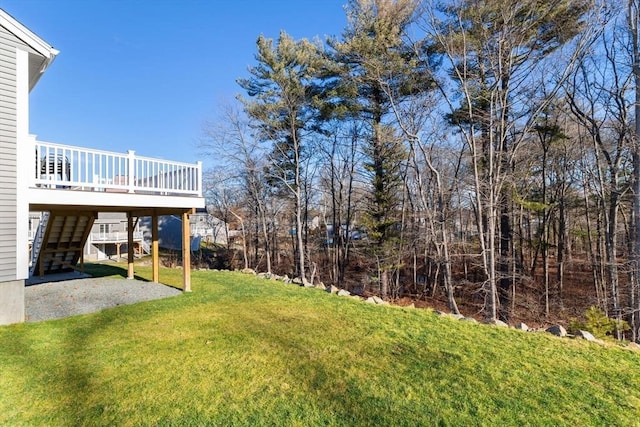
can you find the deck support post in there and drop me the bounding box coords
[182,210,191,292]
[152,212,159,283]
[127,213,134,279]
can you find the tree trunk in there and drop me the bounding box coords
[230,211,248,270]
[630,0,640,342]
[380,268,390,300]
[488,203,499,321]
[606,191,622,339]
[258,204,271,274]
[499,196,512,320]
[557,198,567,301]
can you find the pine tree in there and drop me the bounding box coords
[238,32,324,282]
[329,0,432,298]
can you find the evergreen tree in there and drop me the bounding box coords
[238,32,324,281]
[330,0,432,298]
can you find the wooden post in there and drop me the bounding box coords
[127,213,134,279]
[152,213,159,283]
[182,211,191,292]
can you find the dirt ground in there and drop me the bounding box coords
[402,260,614,329]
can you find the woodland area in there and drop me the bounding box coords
[201,0,640,342]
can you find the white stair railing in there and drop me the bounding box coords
[29,211,50,273]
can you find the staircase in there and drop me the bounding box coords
[140,239,151,255]
[30,211,49,269]
[30,211,96,276]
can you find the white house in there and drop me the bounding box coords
[84,212,147,261]
[138,208,229,251]
[0,9,205,324]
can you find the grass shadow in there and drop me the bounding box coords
[83,262,185,291]
[83,263,150,282]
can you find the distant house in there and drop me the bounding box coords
[191,209,229,245]
[84,212,147,261]
[139,208,229,251]
[0,8,205,324]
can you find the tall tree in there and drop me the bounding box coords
[427,0,594,320]
[629,0,640,342]
[566,23,634,338]
[330,0,430,298]
[317,122,362,287]
[238,32,325,283]
[201,104,273,273]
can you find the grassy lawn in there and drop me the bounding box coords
[1,265,639,426]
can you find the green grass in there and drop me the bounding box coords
[1,264,639,426]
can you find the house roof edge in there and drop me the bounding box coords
[0,8,58,64]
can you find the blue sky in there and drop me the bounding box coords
[1,0,347,165]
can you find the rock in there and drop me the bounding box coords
[545,324,567,337]
[433,310,447,316]
[315,282,326,290]
[460,317,478,323]
[404,303,415,309]
[257,272,267,279]
[451,313,464,320]
[483,319,508,327]
[337,289,351,297]
[575,330,597,342]
[365,297,376,304]
[514,322,529,331]
[372,296,385,305]
[327,285,340,294]
[292,277,303,285]
[369,296,389,305]
[241,268,256,275]
[628,342,640,351]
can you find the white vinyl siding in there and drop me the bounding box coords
[0,24,26,281]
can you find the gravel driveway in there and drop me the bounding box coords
[25,276,183,322]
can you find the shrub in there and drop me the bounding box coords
[569,306,630,340]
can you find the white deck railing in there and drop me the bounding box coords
[33,140,203,197]
[89,231,144,242]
